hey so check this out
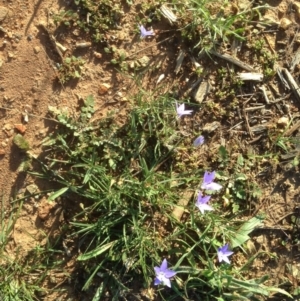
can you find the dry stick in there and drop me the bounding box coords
[38,23,64,61]
[248,134,262,144]
[282,68,300,103]
[259,85,270,104]
[127,36,174,58]
[228,121,244,131]
[210,51,256,72]
[242,95,255,139]
[285,120,300,136]
[263,33,276,55]
[244,105,265,112]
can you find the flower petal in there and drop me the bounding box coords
[140,25,154,38]
[222,256,231,264]
[193,135,204,147]
[162,278,171,288]
[202,182,222,191]
[154,277,161,285]
[164,270,177,278]
[197,194,211,204]
[203,171,215,184]
[160,259,168,270]
[196,203,213,214]
[154,267,161,275]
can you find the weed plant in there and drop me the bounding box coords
[53,0,123,42]
[167,0,268,54]
[33,94,292,300]
[0,197,60,300]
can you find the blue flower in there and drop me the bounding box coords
[217,244,234,264]
[154,259,177,288]
[140,25,155,38]
[195,192,213,214]
[201,171,222,191]
[193,135,204,147]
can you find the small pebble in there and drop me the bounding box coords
[34,46,40,54]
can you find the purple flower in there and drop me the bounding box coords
[140,25,155,38]
[195,192,213,214]
[201,171,222,191]
[217,244,234,264]
[176,102,193,118]
[193,135,204,147]
[154,258,177,288]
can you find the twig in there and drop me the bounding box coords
[38,23,64,61]
[259,85,270,104]
[245,105,265,112]
[269,94,291,103]
[127,36,174,58]
[282,68,300,103]
[285,120,300,136]
[263,33,276,55]
[210,50,256,72]
[242,96,255,138]
[228,121,244,131]
[248,134,262,144]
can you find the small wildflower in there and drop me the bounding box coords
[193,135,204,147]
[217,244,234,264]
[154,259,177,288]
[195,192,213,214]
[140,25,155,38]
[176,102,193,118]
[201,171,222,191]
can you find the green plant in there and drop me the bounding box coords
[53,0,123,42]
[13,134,32,172]
[58,56,85,83]
[174,0,268,53]
[0,197,42,300]
[31,93,292,300]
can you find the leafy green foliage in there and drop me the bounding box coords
[175,0,268,53]
[13,134,30,151]
[53,0,123,42]
[33,94,292,300]
[58,56,85,83]
[230,216,264,248]
[13,134,32,171]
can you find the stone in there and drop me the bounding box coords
[0,6,10,22]
[277,116,289,126]
[280,18,292,30]
[98,83,111,95]
[14,124,26,134]
[193,81,210,103]
[33,46,40,54]
[203,121,220,133]
[26,183,38,195]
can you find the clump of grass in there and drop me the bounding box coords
[171,0,269,53]
[0,198,44,300]
[33,93,292,300]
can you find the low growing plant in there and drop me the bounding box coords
[32,94,292,300]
